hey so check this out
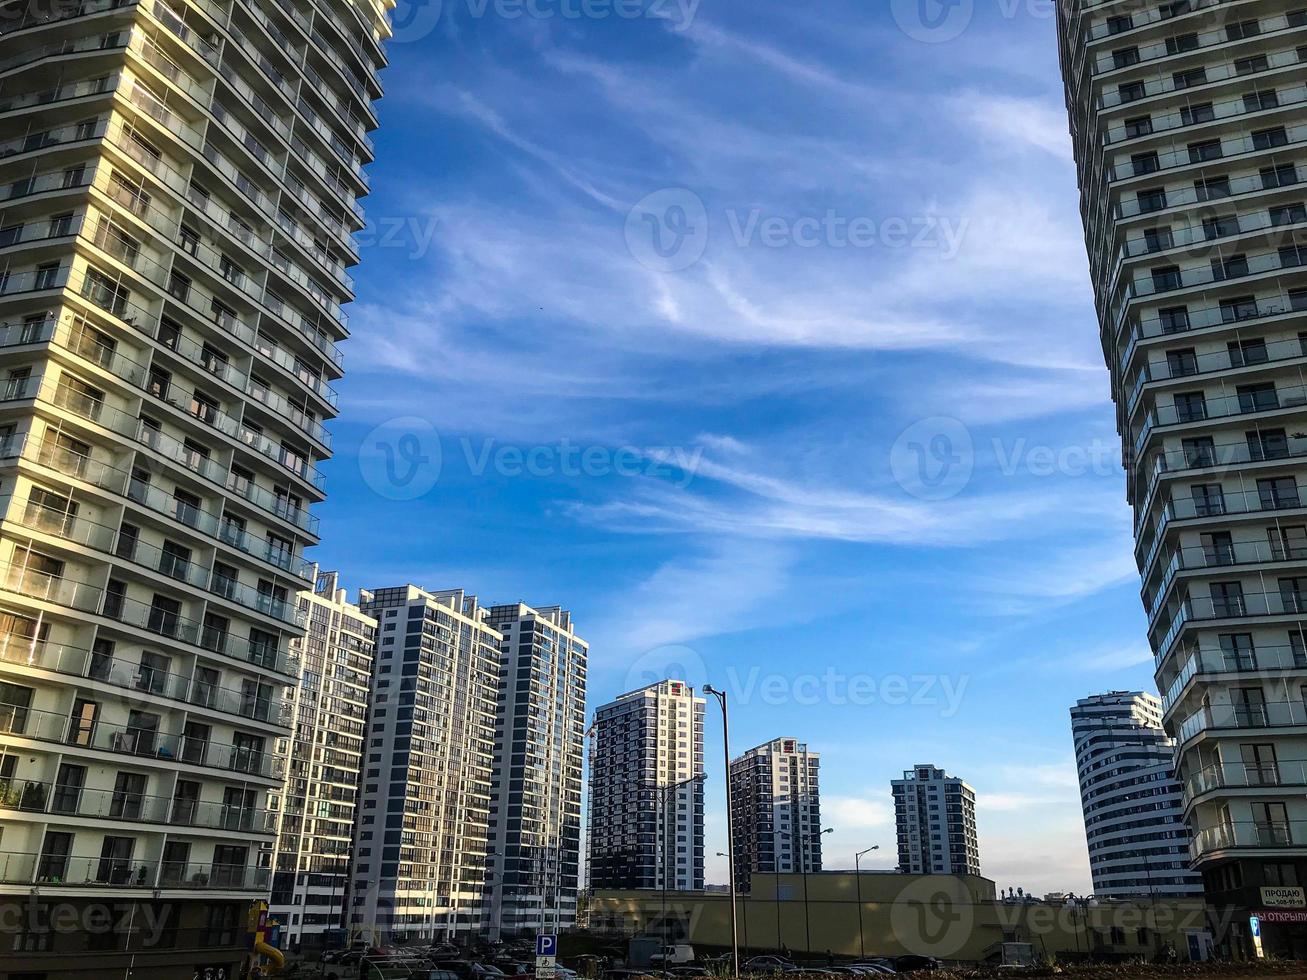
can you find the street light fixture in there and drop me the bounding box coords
[800,828,833,956]
[702,685,739,980]
[853,846,879,958]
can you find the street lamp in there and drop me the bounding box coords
[657,776,704,950]
[717,853,749,955]
[702,685,739,980]
[799,828,833,957]
[853,846,879,958]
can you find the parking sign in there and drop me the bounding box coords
[536,935,557,958]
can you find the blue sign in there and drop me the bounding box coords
[1250,916,1261,939]
[536,935,557,958]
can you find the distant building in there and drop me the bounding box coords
[351,585,501,942]
[729,738,821,893]
[271,570,376,948]
[587,679,705,890]
[1070,692,1203,898]
[486,603,587,936]
[892,764,980,876]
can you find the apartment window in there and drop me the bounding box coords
[1165,33,1198,55]
[1119,80,1146,103]
[1202,214,1239,240]
[1195,175,1231,201]
[1244,90,1279,113]
[1247,427,1289,461]
[1173,68,1206,90]
[1143,227,1173,252]
[1105,14,1132,35]
[1151,265,1182,292]
[1112,47,1139,69]
[1258,476,1299,510]
[1131,151,1160,175]
[1159,306,1189,333]
[1236,55,1269,76]
[1180,103,1214,125]
[1137,187,1167,213]
[1212,253,1248,280]
[1226,19,1261,41]
[1263,164,1298,189]
[1272,206,1307,231]
[1253,126,1289,151]
[1124,116,1152,139]
[1187,139,1221,163]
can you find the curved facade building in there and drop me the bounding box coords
[0,0,389,971]
[1071,691,1203,898]
[1058,0,1307,955]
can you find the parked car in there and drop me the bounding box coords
[744,956,793,972]
[648,945,695,967]
[890,956,938,973]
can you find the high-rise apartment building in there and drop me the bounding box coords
[587,679,705,891]
[351,585,499,943]
[485,603,587,937]
[1070,692,1203,898]
[0,0,387,970]
[1058,0,1307,954]
[270,568,375,948]
[729,737,821,893]
[892,764,980,876]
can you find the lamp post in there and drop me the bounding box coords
[657,775,705,952]
[853,846,879,959]
[717,852,748,955]
[798,827,833,958]
[702,685,739,980]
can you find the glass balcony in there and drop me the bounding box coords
[0,851,271,890]
[0,777,278,833]
[0,704,286,779]
[1191,819,1307,860]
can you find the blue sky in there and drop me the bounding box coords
[312,0,1153,894]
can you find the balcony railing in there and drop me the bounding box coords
[0,778,278,833]
[1162,643,1307,708]
[1191,819,1307,860]
[1186,759,1307,798]
[1158,588,1307,659]
[0,850,270,890]
[1177,698,1307,744]
[0,553,300,676]
[0,704,285,779]
[0,633,292,727]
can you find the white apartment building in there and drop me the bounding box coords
[1071,691,1204,898]
[271,568,375,949]
[1058,0,1307,956]
[729,737,821,894]
[486,603,587,937]
[892,764,980,876]
[587,679,705,891]
[0,0,387,971]
[351,585,499,944]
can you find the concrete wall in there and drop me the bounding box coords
[591,872,1212,963]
